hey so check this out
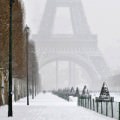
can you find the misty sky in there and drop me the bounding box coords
[22,0,120,71]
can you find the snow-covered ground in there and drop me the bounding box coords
[0,92,116,120]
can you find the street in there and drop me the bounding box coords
[0,93,116,120]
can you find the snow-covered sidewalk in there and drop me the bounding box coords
[0,93,116,120]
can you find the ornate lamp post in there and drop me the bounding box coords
[24,25,30,105]
[8,0,14,117]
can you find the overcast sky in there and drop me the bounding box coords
[22,0,120,71]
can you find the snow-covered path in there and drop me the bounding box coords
[0,93,116,120]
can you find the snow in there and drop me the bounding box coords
[0,92,116,120]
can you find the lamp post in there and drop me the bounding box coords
[8,0,14,117]
[24,25,30,105]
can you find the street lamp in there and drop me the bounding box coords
[24,25,30,105]
[8,0,14,117]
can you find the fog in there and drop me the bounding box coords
[22,0,120,90]
[22,0,120,70]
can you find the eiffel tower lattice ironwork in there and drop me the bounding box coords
[33,0,110,90]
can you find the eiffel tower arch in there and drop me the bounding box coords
[33,0,110,90]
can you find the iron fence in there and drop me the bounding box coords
[78,96,120,120]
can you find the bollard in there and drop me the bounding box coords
[83,99,85,107]
[81,98,82,106]
[96,101,99,112]
[77,97,79,106]
[106,102,108,116]
[83,99,84,107]
[78,97,80,106]
[82,98,83,107]
[85,98,87,108]
[101,102,103,114]
[90,97,92,109]
[111,101,113,118]
[79,97,81,106]
[81,98,83,107]
[88,98,89,109]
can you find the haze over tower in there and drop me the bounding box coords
[33,0,110,90]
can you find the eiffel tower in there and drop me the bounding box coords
[33,0,110,90]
